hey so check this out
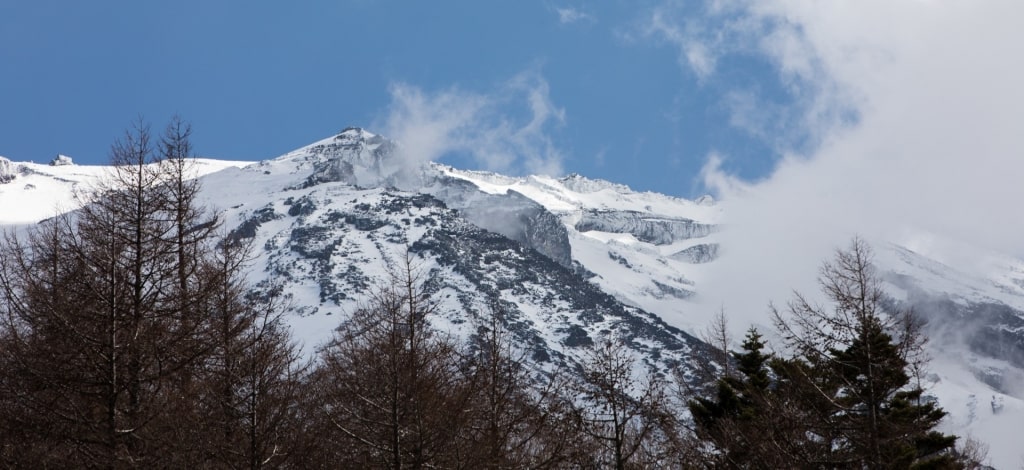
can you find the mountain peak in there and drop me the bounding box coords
[334,126,378,144]
[49,154,74,166]
[286,128,416,190]
[557,172,631,194]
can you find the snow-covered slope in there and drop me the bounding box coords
[873,243,1024,467]
[0,157,248,225]
[3,128,1023,467]
[437,166,724,334]
[190,128,712,382]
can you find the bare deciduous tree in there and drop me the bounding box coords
[459,300,580,468]
[0,117,308,468]
[572,337,675,470]
[311,253,475,469]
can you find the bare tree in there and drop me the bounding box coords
[167,238,311,469]
[0,117,308,467]
[158,115,219,322]
[0,119,183,465]
[572,337,674,470]
[458,300,579,468]
[701,307,732,381]
[311,253,475,469]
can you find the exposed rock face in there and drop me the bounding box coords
[671,243,720,264]
[575,209,715,245]
[694,194,715,206]
[426,176,573,268]
[49,154,73,166]
[5,126,1023,465]
[891,281,1024,394]
[558,173,632,193]
[455,192,573,268]
[0,157,15,184]
[301,128,411,189]
[878,249,1024,398]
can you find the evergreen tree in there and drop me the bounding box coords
[689,239,963,468]
[689,327,775,467]
[827,314,956,468]
[770,238,959,469]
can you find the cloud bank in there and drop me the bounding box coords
[640,2,1024,330]
[379,71,566,177]
[646,6,1024,464]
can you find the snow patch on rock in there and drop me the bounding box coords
[49,154,73,166]
[0,157,15,184]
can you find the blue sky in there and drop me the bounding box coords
[0,0,796,198]
[4,0,1022,274]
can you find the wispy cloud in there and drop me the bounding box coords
[638,0,851,155]
[554,7,594,25]
[640,7,717,81]
[378,70,566,176]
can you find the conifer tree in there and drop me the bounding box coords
[689,327,774,467]
[689,239,963,468]
[770,238,959,468]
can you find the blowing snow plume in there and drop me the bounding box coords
[378,70,566,177]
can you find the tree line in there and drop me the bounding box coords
[0,120,983,468]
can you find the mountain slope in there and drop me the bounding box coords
[191,128,714,382]
[0,156,246,225]
[3,128,1023,467]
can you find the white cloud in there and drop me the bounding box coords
[659,0,1024,373]
[555,7,593,25]
[641,7,718,81]
[639,1,853,151]
[639,3,1024,465]
[378,71,566,176]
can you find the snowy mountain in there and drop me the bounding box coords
[189,128,715,386]
[0,155,246,225]
[3,128,1023,467]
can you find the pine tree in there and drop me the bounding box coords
[689,327,774,467]
[771,238,959,468]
